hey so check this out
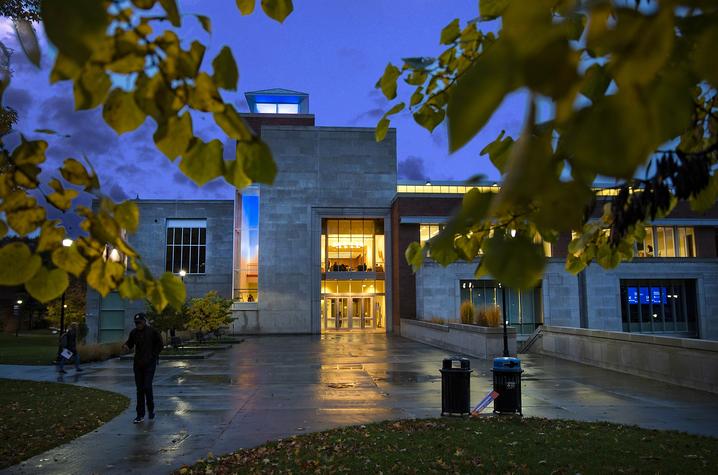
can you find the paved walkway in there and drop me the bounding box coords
[1,334,717,474]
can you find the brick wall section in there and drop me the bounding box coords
[241,113,315,136]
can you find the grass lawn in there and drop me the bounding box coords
[177,417,717,474]
[0,379,128,469]
[0,331,59,365]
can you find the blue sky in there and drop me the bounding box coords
[1,1,525,209]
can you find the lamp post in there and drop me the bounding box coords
[15,299,23,337]
[60,238,73,334]
[500,282,509,357]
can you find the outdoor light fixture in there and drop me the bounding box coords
[425,180,431,186]
[179,269,187,277]
[16,299,22,305]
[62,238,73,247]
[510,229,517,237]
[109,249,121,262]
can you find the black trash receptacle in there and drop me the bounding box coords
[492,357,523,415]
[440,356,472,416]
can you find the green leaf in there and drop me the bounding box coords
[160,272,186,309]
[74,64,111,110]
[159,0,181,27]
[480,0,510,19]
[405,242,426,272]
[580,64,612,103]
[377,63,401,100]
[50,52,82,83]
[212,46,239,91]
[196,14,211,33]
[261,0,293,23]
[375,102,404,142]
[236,0,255,15]
[180,139,225,186]
[52,244,88,278]
[447,42,518,152]
[46,182,79,211]
[223,160,252,189]
[440,19,460,45]
[694,27,718,88]
[14,19,41,67]
[25,266,69,303]
[410,89,424,107]
[12,138,47,165]
[533,181,594,232]
[413,104,445,133]
[480,130,513,173]
[214,105,252,140]
[103,88,147,134]
[0,242,42,286]
[561,90,655,178]
[189,72,225,113]
[41,0,110,64]
[606,8,674,87]
[690,173,718,212]
[115,201,140,233]
[132,0,157,8]
[61,158,96,189]
[154,112,193,160]
[236,139,276,184]
[119,276,144,300]
[481,234,545,289]
[3,192,46,235]
[87,258,125,297]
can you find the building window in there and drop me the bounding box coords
[322,219,385,273]
[459,280,542,334]
[637,226,696,257]
[234,187,259,302]
[165,219,206,274]
[419,224,442,246]
[620,279,697,335]
[255,102,299,114]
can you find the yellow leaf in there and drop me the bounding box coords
[0,242,42,286]
[25,266,69,303]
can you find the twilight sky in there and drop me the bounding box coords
[1,1,525,209]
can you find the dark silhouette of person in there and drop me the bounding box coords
[122,313,163,423]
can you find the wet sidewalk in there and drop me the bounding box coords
[1,334,717,474]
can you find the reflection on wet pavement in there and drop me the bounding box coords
[1,333,717,474]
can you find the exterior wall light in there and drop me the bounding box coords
[179,269,187,277]
[16,299,23,305]
[62,238,73,247]
[109,249,121,262]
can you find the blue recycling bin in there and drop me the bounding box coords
[492,357,523,415]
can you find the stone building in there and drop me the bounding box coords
[85,89,718,342]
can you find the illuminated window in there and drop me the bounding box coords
[255,102,299,114]
[234,187,259,302]
[620,279,697,335]
[165,219,206,274]
[459,279,542,334]
[637,226,696,258]
[322,219,385,273]
[419,224,442,245]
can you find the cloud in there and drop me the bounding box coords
[4,86,33,114]
[398,156,426,181]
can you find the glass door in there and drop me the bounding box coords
[326,298,336,330]
[351,297,362,328]
[337,297,349,329]
[362,297,373,329]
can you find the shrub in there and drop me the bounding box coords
[429,316,446,325]
[459,300,475,324]
[77,342,124,363]
[477,305,502,327]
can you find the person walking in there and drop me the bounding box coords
[122,313,163,423]
[58,323,82,373]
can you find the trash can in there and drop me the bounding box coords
[492,357,522,415]
[440,356,472,416]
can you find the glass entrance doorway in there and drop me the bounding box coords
[322,296,377,330]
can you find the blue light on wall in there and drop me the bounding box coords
[627,287,667,305]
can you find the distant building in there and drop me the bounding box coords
[85,90,718,342]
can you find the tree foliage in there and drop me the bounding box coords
[145,301,186,334]
[0,0,293,309]
[379,0,718,288]
[185,290,233,334]
[45,277,86,328]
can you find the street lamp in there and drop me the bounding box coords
[179,269,187,281]
[499,282,509,357]
[14,299,23,337]
[60,239,73,334]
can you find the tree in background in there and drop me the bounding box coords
[377,0,717,289]
[185,291,233,337]
[0,0,292,310]
[146,301,186,346]
[45,277,86,329]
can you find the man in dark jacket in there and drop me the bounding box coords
[58,323,82,373]
[122,313,163,423]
